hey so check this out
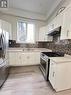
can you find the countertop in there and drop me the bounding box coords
[50,56,71,63]
[8,48,52,52]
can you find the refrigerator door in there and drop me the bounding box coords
[0,32,9,88]
[5,32,9,60]
[0,59,9,87]
[2,31,9,60]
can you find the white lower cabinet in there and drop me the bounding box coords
[9,52,17,66]
[34,52,40,64]
[49,59,71,92]
[9,52,21,66]
[9,52,40,66]
[49,60,56,89]
[21,53,35,66]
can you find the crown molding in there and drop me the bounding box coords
[0,8,46,21]
[0,0,63,21]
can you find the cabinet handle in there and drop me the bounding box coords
[53,72,55,77]
[67,30,69,37]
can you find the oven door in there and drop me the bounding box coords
[40,57,49,80]
[40,57,47,72]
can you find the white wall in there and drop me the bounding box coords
[0,12,45,41]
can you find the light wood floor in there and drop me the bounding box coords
[0,66,71,95]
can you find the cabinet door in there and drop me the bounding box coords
[55,62,71,92]
[56,12,63,28]
[39,26,47,41]
[9,52,17,66]
[28,53,35,65]
[21,53,35,66]
[46,25,53,41]
[16,52,22,66]
[60,6,71,40]
[34,52,40,64]
[39,26,53,42]
[48,20,54,32]
[49,60,56,88]
[9,52,21,66]
[21,53,27,65]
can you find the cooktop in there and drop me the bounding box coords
[41,52,64,57]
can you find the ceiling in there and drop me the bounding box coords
[9,0,62,15]
[0,0,63,20]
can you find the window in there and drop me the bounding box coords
[17,21,35,43]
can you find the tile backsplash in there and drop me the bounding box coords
[9,39,71,55]
[45,39,71,55]
[9,40,38,48]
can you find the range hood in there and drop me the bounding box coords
[48,26,61,36]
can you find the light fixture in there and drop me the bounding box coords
[0,0,7,8]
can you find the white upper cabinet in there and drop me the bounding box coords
[47,4,71,40]
[48,12,63,34]
[56,11,64,28]
[38,26,53,42]
[60,5,71,40]
[48,19,55,33]
[38,26,47,41]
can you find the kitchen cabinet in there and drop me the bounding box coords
[9,52,17,66]
[49,59,71,92]
[55,12,63,28]
[21,52,40,66]
[49,60,56,89]
[2,20,12,40]
[48,18,57,32]
[48,12,63,34]
[60,5,71,40]
[21,52,35,66]
[38,26,53,42]
[34,52,40,64]
[9,52,21,66]
[38,26,47,41]
[9,51,40,66]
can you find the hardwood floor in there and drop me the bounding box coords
[0,66,71,95]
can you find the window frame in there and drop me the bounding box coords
[17,20,35,44]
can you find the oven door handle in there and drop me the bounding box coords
[41,57,48,62]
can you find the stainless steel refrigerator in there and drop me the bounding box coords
[0,30,9,87]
